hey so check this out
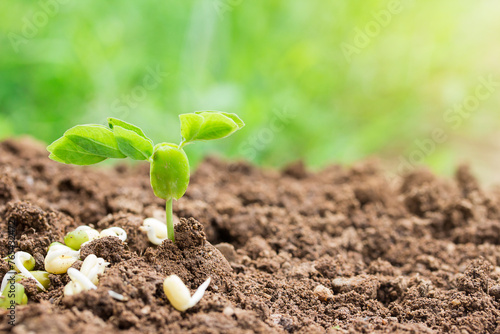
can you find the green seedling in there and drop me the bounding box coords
[47,111,244,242]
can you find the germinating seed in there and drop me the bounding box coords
[140,218,168,245]
[14,252,46,291]
[163,275,211,312]
[44,243,80,274]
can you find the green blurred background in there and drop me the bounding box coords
[1,0,500,182]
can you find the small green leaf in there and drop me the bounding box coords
[194,112,239,140]
[108,118,150,140]
[179,113,204,143]
[113,125,154,160]
[48,137,108,165]
[179,111,245,144]
[150,143,190,200]
[64,125,126,159]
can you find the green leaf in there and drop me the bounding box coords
[179,111,245,144]
[150,143,190,200]
[112,125,154,160]
[64,125,126,159]
[179,113,204,143]
[48,137,108,165]
[108,118,150,140]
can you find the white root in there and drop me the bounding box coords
[63,255,108,296]
[140,218,168,245]
[108,290,127,301]
[163,275,211,311]
[0,270,17,294]
[80,254,109,285]
[14,252,46,291]
[188,277,211,308]
[64,268,97,296]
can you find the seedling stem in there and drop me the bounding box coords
[166,199,174,242]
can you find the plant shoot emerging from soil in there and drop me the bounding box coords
[47,112,244,242]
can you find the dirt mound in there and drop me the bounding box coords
[1,137,500,333]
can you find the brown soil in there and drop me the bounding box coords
[1,137,500,333]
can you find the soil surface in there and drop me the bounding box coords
[2,137,500,333]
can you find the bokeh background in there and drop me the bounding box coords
[1,0,500,183]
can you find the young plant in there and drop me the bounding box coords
[47,112,244,242]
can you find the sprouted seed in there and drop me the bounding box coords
[64,226,100,250]
[140,218,168,245]
[163,275,211,312]
[79,254,109,285]
[64,268,97,296]
[63,254,108,296]
[44,242,80,274]
[100,227,127,242]
[14,252,46,291]
[5,251,35,273]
